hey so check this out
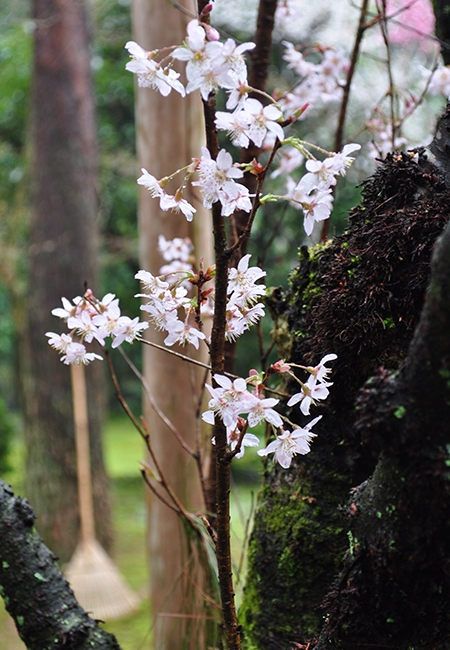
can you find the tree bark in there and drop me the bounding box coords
[0,479,120,650]
[431,0,450,64]
[241,146,450,648]
[315,163,450,650]
[131,1,215,648]
[25,0,112,562]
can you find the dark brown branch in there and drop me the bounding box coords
[0,480,121,650]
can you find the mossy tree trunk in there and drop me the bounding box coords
[0,479,120,650]
[25,0,112,562]
[241,144,450,648]
[315,165,450,649]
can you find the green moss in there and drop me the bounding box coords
[241,466,348,648]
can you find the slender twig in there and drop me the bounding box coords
[227,138,283,256]
[334,0,370,154]
[105,350,196,525]
[137,335,212,370]
[118,347,197,458]
[141,469,182,515]
[320,0,369,242]
[378,0,396,149]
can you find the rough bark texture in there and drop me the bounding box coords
[25,0,112,562]
[241,147,450,649]
[0,479,120,650]
[315,165,450,650]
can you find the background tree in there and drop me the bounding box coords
[24,0,112,562]
[130,0,215,647]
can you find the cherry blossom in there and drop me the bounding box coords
[304,144,361,190]
[46,332,74,353]
[216,98,284,149]
[227,254,266,301]
[247,397,283,428]
[158,235,193,263]
[258,416,321,469]
[287,374,331,416]
[61,343,103,366]
[202,374,257,430]
[306,353,338,383]
[163,318,206,349]
[125,41,186,97]
[286,176,334,236]
[171,19,230,100]
[137,169,196,221]
[193,147,251,216]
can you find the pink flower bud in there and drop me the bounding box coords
[204,24,220,42]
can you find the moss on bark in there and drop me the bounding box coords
[0,480,121,650]
[241,149,450,649]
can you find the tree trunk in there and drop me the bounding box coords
[431,0,450,64]
[131,1,215,648]
[315,152,450,650]
[0,479,120,650]
[25,0,112,562]
[241,145,450,648]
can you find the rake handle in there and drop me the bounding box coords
[70,363,95,543]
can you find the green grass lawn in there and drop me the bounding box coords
[0,416,261,650]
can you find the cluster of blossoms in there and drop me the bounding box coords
[126,16,361,237]
[283,142,360,235]
[201,353,337,468]
[281,41,350,113]
[158,234,194,285]
[46,290,148,365]
[135,251,266,348]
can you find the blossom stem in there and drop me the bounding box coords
[201,75,241,650]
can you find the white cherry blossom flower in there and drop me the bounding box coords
[202,374,256,430]
[46,332,74,353]
[193,147,250,216]
[125,41,185,96]
[137,169,196,221]
[287,374,330,415]
[61,342,103,366]
[159,192,196,221]
[217,98,284,149]
[258,416,321,468]
[164,320,206,349]
[307,353,337,383]
[67,309,105,346]
[286,176,334,236]
[215,110,252,148]
[247,397,283,428]
[227,254,266,296]
[219,38,255,79]
[135,270,169,295]
[172,20,228,100]
[137,169,164,197]
[111,316,149,348]
[51,296,83,321]
[158,235,193,263]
